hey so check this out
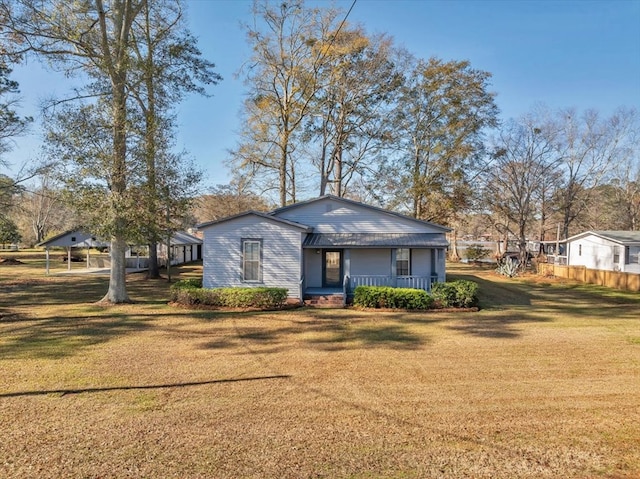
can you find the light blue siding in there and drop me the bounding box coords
[202,216,303,297]
[304,249,323,288]
[411,249,431,276]
[274,197,443,234]
[350,249,391,275]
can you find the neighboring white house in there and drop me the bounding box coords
[566,230,640,274]
[198,195,450,301]
[157,230,203,266]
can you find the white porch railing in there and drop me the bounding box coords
[347,275,438,293]
[547,255,568,265]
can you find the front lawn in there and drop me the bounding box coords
[0,260,638,478]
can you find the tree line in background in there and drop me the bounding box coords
[0,0,638,298]
[228,0,638,265]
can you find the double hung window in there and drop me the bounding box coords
[396,248,410,276]
[242,239,262,282]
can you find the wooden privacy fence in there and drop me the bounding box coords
[538,264,640,292]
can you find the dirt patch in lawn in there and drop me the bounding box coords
[0,257,24,265]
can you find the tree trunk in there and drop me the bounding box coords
[101,66,130,302]
[142,0,160,279]
[147,241,160,278]
[279,128,289,206]
[334,148,343,196]
[319,144,328,196]
[102,236,130,303]
[449,229,460,261]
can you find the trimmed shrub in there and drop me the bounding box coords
[453,280,479,307]
[216,287,288,309]
[430,282,458,307]
[169,279,203,304]
[170,282,288,309]
[353,286,434,310]
[431,280,479,308]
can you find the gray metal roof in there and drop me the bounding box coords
[37,229,110,248]
[592,230,640,244]
[171,231,203,245]
[567,230,640,245]
[302,233,449,248]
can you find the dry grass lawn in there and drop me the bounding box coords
[0,257,639,478]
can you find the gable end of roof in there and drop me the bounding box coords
[269,195,451,232]
[197,210,312,231]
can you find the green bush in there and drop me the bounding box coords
[353,286,434,310]
[430,282,458,307]
[431,280,479,308]
[453,280,479,307]
[464,244,490,262]
[169,279,203,304]
[172,278,203,290]
[170,281,288,309]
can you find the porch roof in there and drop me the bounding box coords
[302,233,449,248]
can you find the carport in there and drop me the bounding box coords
[37,229,110,275]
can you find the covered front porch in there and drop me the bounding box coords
[300,233,448,302]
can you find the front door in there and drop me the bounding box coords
[322,250,343,288]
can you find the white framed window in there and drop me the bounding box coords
[242,239,262,282]
[613,246,621,264]
[396,248,410,276]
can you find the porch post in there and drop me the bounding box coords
[439,248,446,282]
[343,249,351,277]
[430,249,437,283]
[45,248,50,275]
[67,246,71,271]
[390,248,397,287]
[343,249,351,295]
[299,244,305,303]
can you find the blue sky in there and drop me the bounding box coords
[7,0,640,189]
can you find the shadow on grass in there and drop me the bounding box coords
[305,322,427,350]
[193,311,429,352]
[0,276,109,305]
[0,374,291,398]
[448,272,533,310]
[446,310,553,339]
[0,315,151,360]
[0,264,197,307]
[446,267,640,336]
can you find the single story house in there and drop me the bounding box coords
[198,195,450,302]
[566,230,640,274]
